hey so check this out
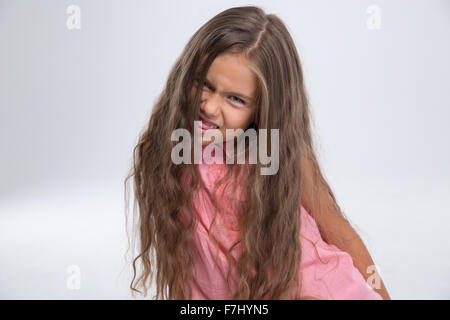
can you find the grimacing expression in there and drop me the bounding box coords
[192,53,257,145]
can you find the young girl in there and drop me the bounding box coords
[124,6,390,300]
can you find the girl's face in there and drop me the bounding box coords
[193,52,257,145]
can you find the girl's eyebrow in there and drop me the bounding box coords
[204,77,254,102]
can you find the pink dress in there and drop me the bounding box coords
[186,145,382,300]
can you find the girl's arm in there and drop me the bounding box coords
[300,156,391,300]
[316,212,391,300]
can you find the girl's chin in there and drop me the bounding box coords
[200,128,223,144]
[201,134,232,145]
[201,139,211,146]
[201,138,225,145]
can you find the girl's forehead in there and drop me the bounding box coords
[202,53,257,100]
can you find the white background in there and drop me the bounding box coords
[0,0,449,299]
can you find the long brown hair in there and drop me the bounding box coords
[124,5,350,300]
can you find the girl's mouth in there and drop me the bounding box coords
[198,114,220,131]
[199,121,220,135]
[201,121,219,130]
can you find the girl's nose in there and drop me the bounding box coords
[200,94,221,118]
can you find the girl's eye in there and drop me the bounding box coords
[196,78,246,105]
[195,78,209,90]
[198,79,211,90]
[229,96,246,105]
